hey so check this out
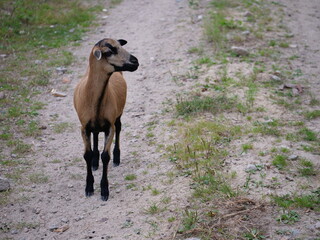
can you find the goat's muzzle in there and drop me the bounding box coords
[126,54,139,72]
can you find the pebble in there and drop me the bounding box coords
[288,155,298,160]
[241,30,251,35]
[230,46,249,56]
[0,54,8,58]
[315,221,320,230]
[245,164,258,172]
[0,92,5,100]
[185,238,201,240]
[270,74,281,81]
[55,67,67,74]
[35,60,42,64]
[75,215,84,222]
[32,208,40,214]
[285,176,294,181]
[0,177,11,192]
[61,218,69,223]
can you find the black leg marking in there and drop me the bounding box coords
[92,132,100,171]
[84,150,94,197]
[113,116,122,167]
[100,151,110,201]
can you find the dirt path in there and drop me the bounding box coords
[2,0,203,239]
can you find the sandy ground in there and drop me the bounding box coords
[1,0,319,239]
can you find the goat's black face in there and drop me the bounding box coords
[93,38,139,73]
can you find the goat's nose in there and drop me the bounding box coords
[130,55,139,65]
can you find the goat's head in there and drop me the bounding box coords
[91,38,139,73]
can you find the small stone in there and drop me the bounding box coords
[0,177,11,192]
[288,155,298,160]
[69,28,75,33]
[34,60,42,64]
[102,8,108,12]
[285,176,294,181]
[61,218,69,223]
[55,67,67,74]
[68,184,74,188]
[49,224,59,231]
[289,44,297,48]
[241,30,251,35]
[315,221,320,230]
[75,216,84,222]
[185,238,201,240]
[11,154,17,158]
[270,75,281,81]
[245,164,258,172]
[0,54,8,58]
[11,230,18,234]
[292,88,299,96]
[0,92,5,100]
[230,46,249,56]
[32,208,40,214]
[102,16,108,19]
[244,11,253,17]
[115,189,121,193]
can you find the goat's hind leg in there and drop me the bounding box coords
[113,116,122,167]
[92,132,100,171]
[100,125,114,201]
[81,127,94,197]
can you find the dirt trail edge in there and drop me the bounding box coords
[2,0,203,239]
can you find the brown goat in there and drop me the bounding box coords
[73,38,139,201]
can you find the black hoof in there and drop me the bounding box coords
[113,161,120,167]
[85,191,94,197]
[101,195,109,201]
[101,187,109,201]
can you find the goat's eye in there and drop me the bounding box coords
[105,51,112,57]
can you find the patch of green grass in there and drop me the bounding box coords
[178,209,198,233]
[252,121,281,137]
[276,210,300,224]
[151,188,160,196]
[272,155,287,170]
[298,127,317,141]
[304,110,320,120]
[53,122,72,133]
[176,95,237,117]
[1,0,100,52]
[243,228,266,240]
[242,143,253,153]
[24,120,41,137]
[298,159,316,176]
[29,173,48,184]
[196,57,215,66]
[188,46,204,55]
[8,139,32,155]
[272,191,320,210]
[124,174,137,181]
[145,203,163,215]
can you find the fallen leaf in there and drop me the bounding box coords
[53,225,69,233]
[51,89,67,97]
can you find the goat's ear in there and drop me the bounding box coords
[93,49,102,60]
[118,39,127,46]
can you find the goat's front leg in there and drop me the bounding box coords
[81,127,94,197]
[113,116,122,167]
[100,125,114,201]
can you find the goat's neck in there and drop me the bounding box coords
[85,64,112,110]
